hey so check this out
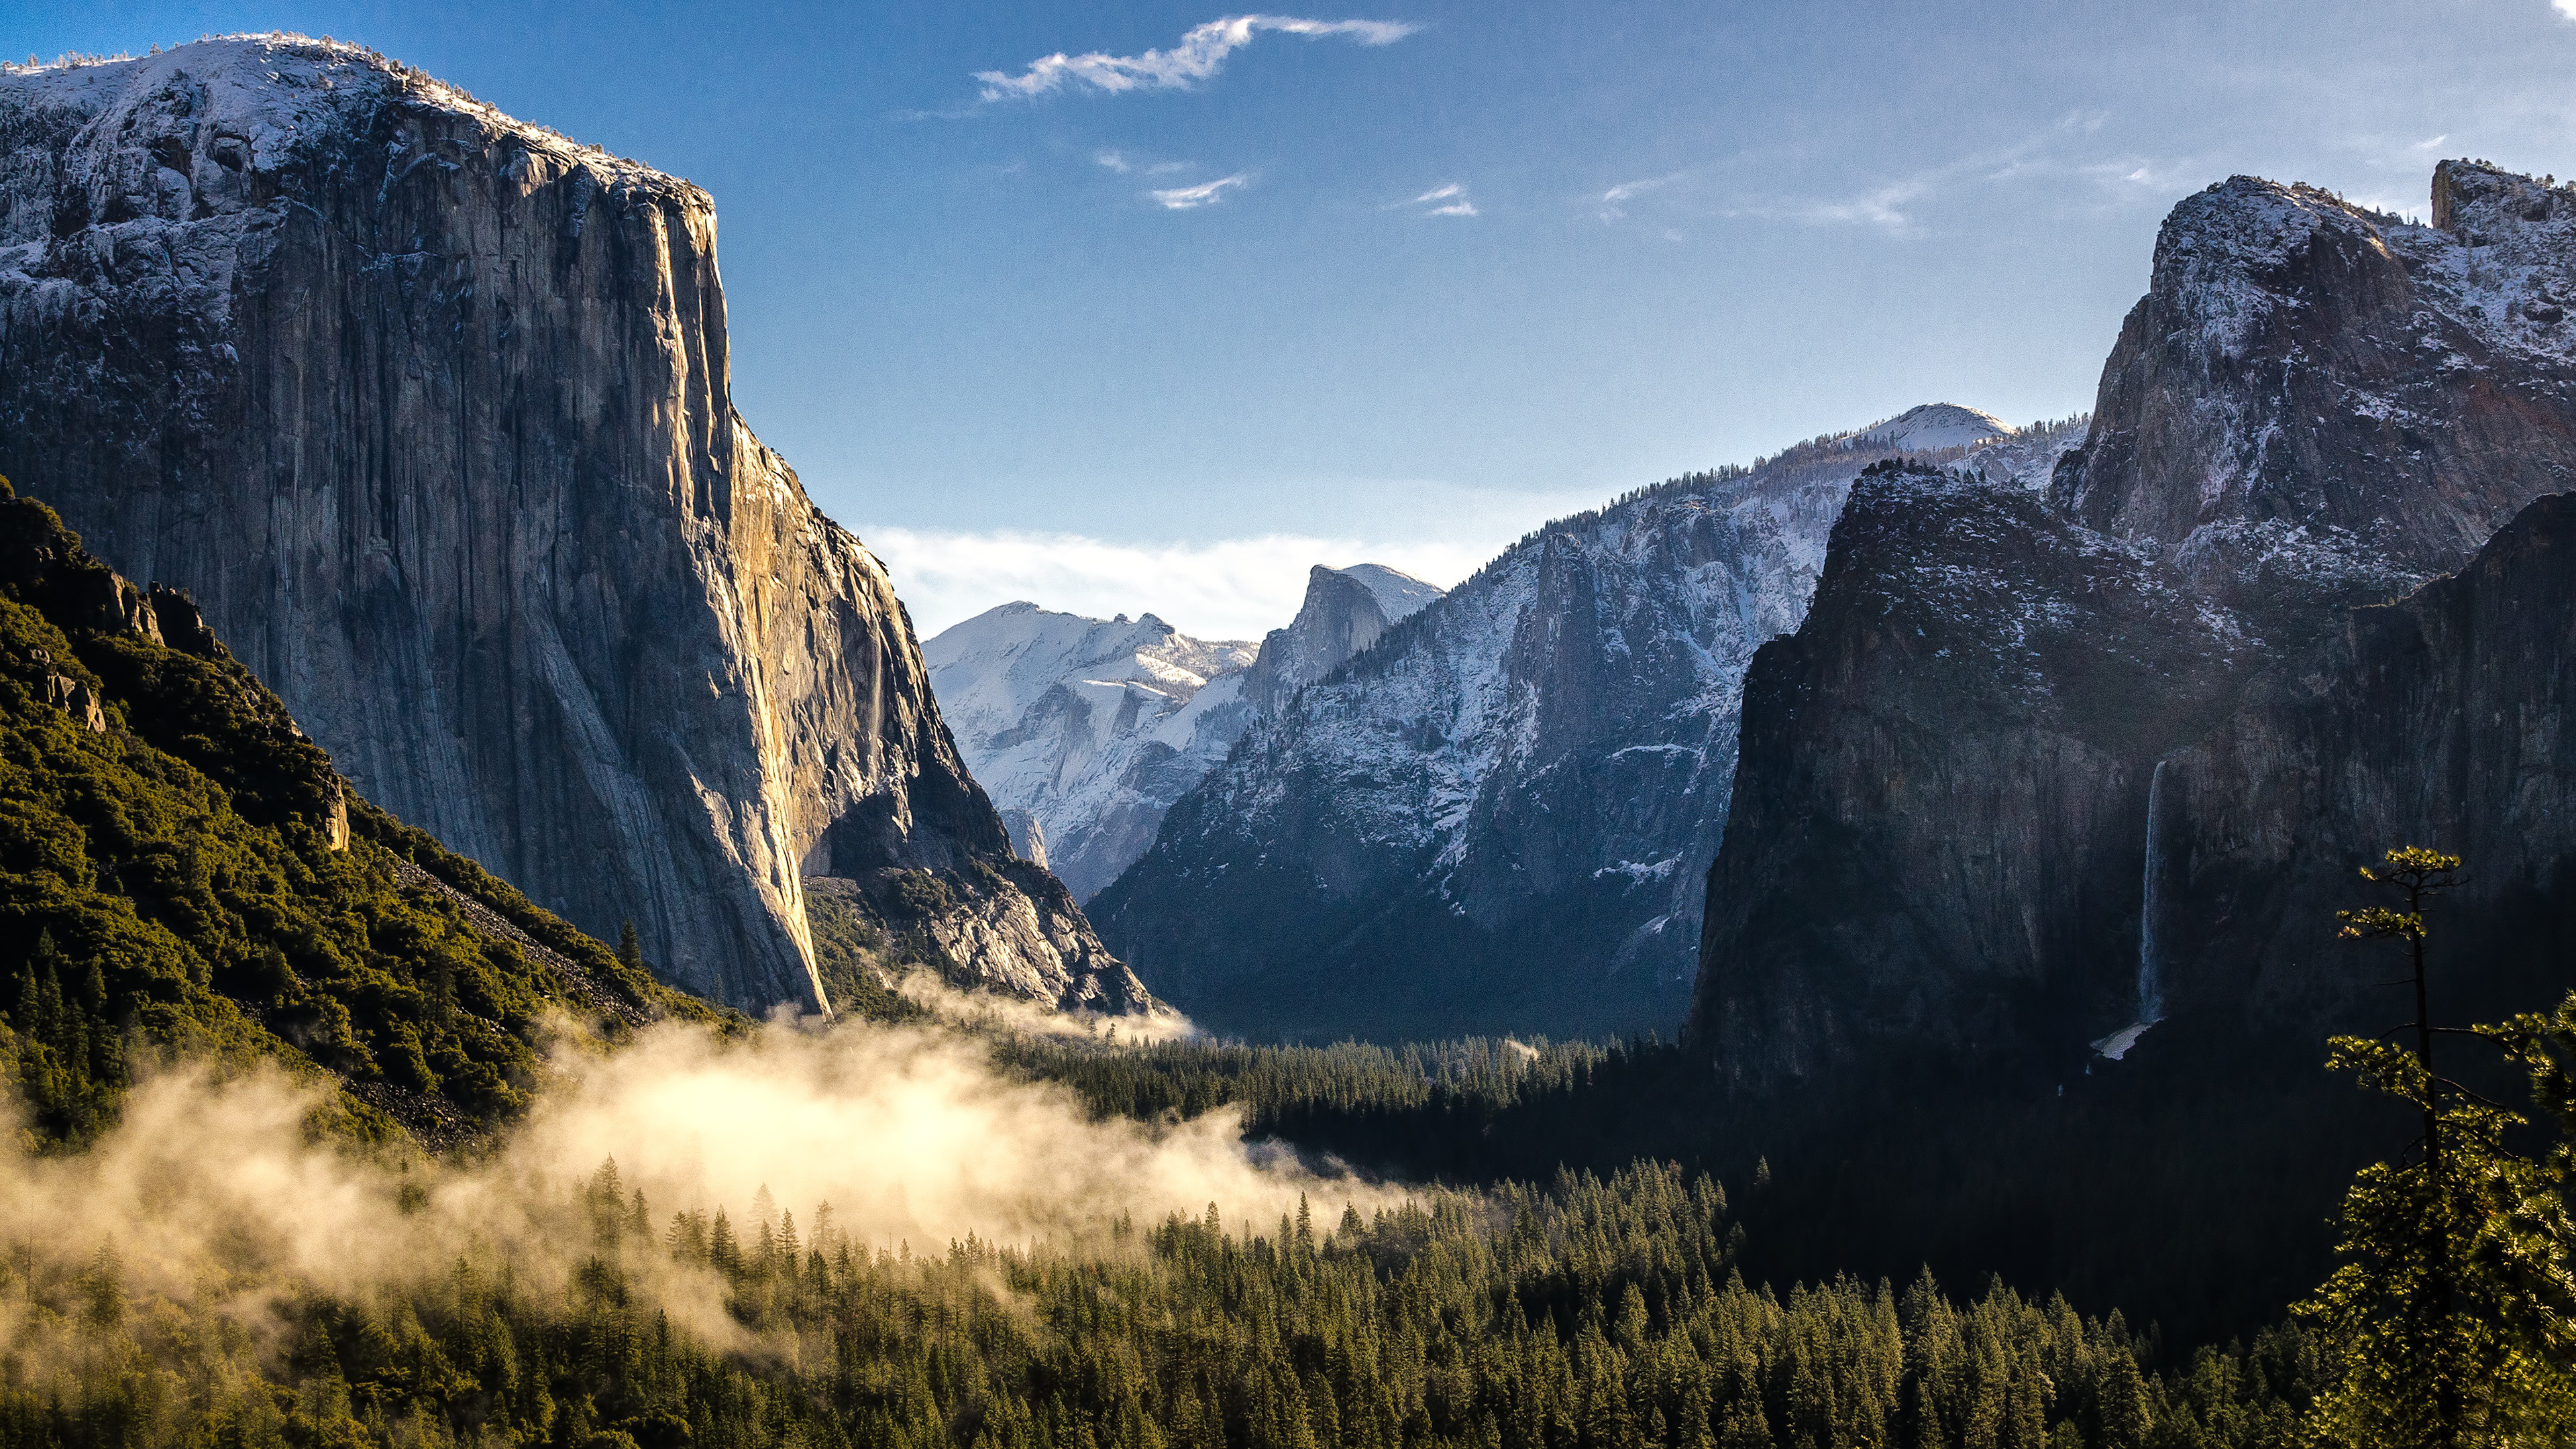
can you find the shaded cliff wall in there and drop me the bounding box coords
[0,38,1144,1014]
[2159,490,2576,1026]
[1689,464,2256,1083]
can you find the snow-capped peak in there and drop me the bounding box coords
[1856,403,2014,453]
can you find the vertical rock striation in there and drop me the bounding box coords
[0,38,1147,1015]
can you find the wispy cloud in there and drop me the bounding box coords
[1099,150,1191,174]
[862,528,1485,640]
[1598,173,1681,221]
[1731,131,2199,235]
[1393,181,1478,217]
[977,15,1419,101]
[1803,178,1932,229]
[1152,173,1250,209]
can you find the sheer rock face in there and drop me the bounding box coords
[1095,419,2084,1042]
[1690,164,2576,1087]
[2158,492,2576,1024]
[1240,566,1407,716]
[1689,467,2256,1083]
[0,38,1146,1015]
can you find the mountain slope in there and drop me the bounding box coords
[926,607,1258,900]
[0,478,701,1147]
[926,564,1444,902]
[1095,413,2084,1040]
[0,37,1144,1017]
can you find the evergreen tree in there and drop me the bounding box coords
[2300,848,2576,1446]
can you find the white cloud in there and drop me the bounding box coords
[977,15,1419,101]
[1094,148,1133,172]
[1394,181,1478,217]
[1599,172,1681,221]
[859,528,1493,640]
[1152,173,1249,209]
[1805,178,1931,229]
[2557,0,2576,21]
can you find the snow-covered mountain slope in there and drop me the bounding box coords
[925,606,1255,899]
[928,563,1448,900]
[1091,411,2089,1040]
[1339,564,1445,622]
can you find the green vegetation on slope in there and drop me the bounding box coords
[0,1159,2315,1449]
[0,478,720,1148]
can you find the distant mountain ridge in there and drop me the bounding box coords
[925,564,1444,900]
[0,36,1148,1018]
[1093,409,2086,1040]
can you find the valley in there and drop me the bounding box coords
[4,24,2575,1449]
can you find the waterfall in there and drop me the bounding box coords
[2138,759,2169,1024]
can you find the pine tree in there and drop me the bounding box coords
[2300,847,2576,1446]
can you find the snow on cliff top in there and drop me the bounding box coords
[0,34,690,194]
[1336,564,1445,623]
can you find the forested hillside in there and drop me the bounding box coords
[0,478,713,1147]
[0,1155,2312,1449]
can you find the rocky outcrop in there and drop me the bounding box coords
[1691,162,2576,1085]
[1238,565,1438,715]
[0,38,1145,1016]
[2053,164,2576,639]
[1095,415,2085,1040]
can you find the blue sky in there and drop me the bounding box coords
[19,1,2576,636]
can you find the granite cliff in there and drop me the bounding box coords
[0,37,1148,1016]
[1692,162,2576,1083]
